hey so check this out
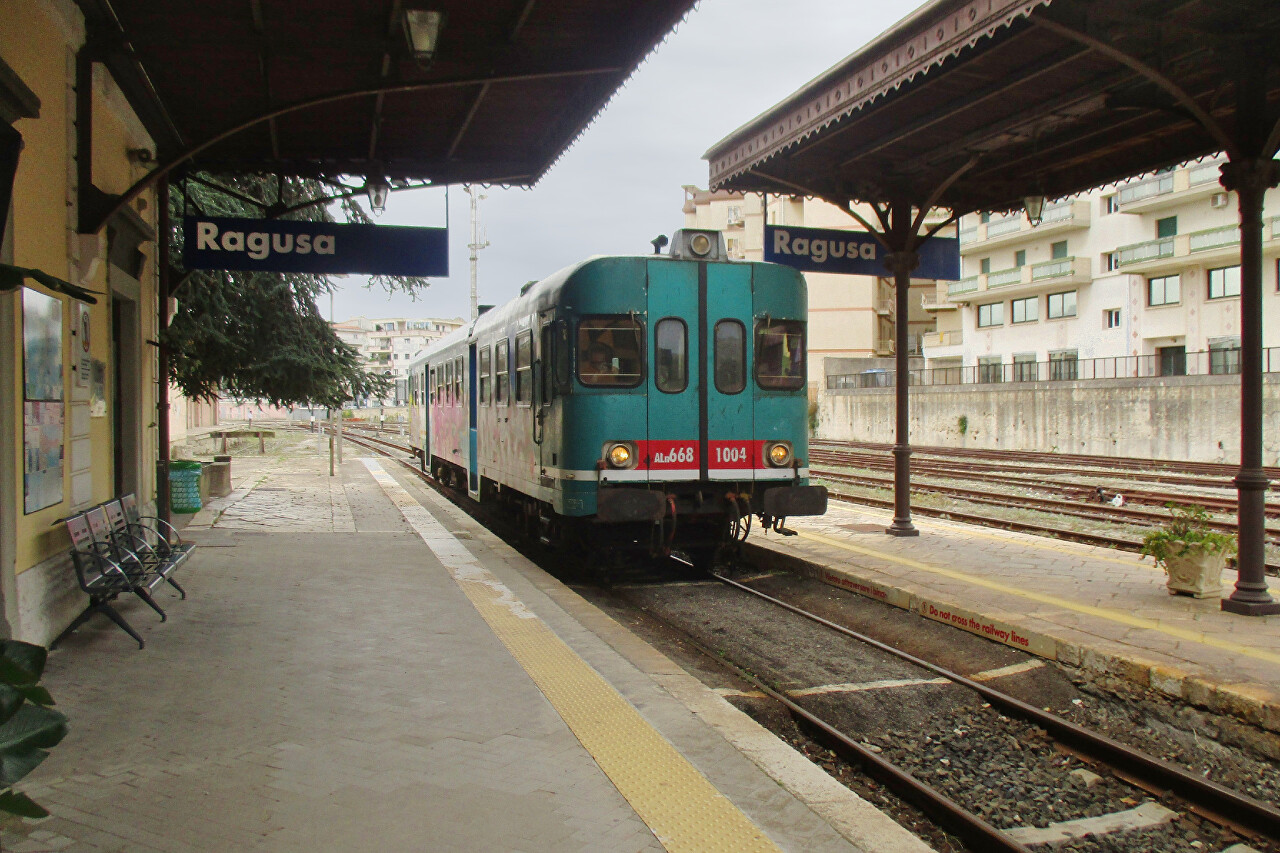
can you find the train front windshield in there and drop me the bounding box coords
[755,320,806,391]
[578,316,643,387]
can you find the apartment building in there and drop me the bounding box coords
[926,156,1280,380]
[681,187,940,389]
[333,315,464,405]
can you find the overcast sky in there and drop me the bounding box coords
[327,0,924,323]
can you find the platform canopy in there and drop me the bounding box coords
[78,0,696,193]
[704,0,1280,212]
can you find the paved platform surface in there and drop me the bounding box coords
[749,501,1280,736]
[5,439,925,853]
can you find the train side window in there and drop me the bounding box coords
[540,323,555,401]
[754,319,805,391]
[444,361,452,405]
[495,339,510,404]
[654,318,687,393]
[429,367,436,404]
[516,331,533,404]
[714,319,746,394]
[454,355,463,405]
[553,320,571,392]
[577,315,643,387]
[479,346,491,405]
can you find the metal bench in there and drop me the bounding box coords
[103,499,189,601]
[54,513,163,649]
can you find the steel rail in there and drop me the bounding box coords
[713,573,1280,842]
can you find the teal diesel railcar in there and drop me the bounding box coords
[408,229,826,568]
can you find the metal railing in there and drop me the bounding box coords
[949,277,979,295]
[986,267,1024,287]
[1031,257,1077,281]
[985,216,1023,237]
[1118,173,1175,204]
[827,347,1278,389]
[1188,224,1239,253]
[1189,160,1224,186]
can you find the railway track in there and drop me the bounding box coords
[624,568,1280,853]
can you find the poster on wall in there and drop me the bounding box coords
[23,288,64,513]
[75,302,91,387]
[23,288,62,401]
[23,402,63,513]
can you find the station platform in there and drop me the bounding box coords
[7,442,927,853]
[748,501,1280,742]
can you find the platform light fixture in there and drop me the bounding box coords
[1023,193,1046,227]
[402,9,444,65]
[366,175,391,214]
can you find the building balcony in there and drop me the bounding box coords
[875,298,894,315]
[1116,159,1225,213]
[958,199,1091,253]
[1115,225,1244,275]
[921,291,958,312]
[953,257,1089,301]
[922,329,962,348]
[948,276,980,296]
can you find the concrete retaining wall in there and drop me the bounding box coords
[816,375,1280,465]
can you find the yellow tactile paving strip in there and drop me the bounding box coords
[361,459,781,853]
[796,529,1280,667]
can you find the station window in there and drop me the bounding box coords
[1012,353,1038,382]
[1049,350,1079,381]
[754,319,805,391]
[654,318,688,393]
[478,346,491,405]
[1047,290,1077,319]
[1105,309,1122,329]
[1011,297,1037,324]
[577,316,643,388]
[714,319,746,394]
[1148,275,1180,306]
[1208,265,1241,299]
[977,303,1003,327]
[515,331,533,404]
[454,356,463,405]
[495,339,509,404]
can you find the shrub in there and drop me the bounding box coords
[1139,503,1237,567]
[0,641,68,819]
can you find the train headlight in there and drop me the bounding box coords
[607,443,634,469]
[766,442,793,467]
[689,233,712,256]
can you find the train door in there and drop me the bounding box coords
[646,261,699,480]
[704,263,754,480]
[468,344,479,497]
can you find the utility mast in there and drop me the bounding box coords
[465,185,490,321]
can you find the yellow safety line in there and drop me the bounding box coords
[363,460,780,853]
[795,530,1280,666]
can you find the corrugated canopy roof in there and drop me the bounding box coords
[705,0,1280,211]
[80,0,696,187]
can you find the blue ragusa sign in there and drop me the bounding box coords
[763,224,959,280]
[182,217,449,277]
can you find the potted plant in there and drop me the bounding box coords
[1140,504,1237,598]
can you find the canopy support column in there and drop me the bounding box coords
[885,200,920,537]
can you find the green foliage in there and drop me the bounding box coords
[164,173,429,408]
[807,400,819,434]
[957,414,968,435]
[1140,504,1237,567]
[0,641,67,820]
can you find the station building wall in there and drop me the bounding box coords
[1,0,160,645]
[817,378,1280,465]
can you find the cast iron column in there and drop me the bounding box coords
[156,178,172,527]
[1219,157,1280,615]
[885,201,920,536]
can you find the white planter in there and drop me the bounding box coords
[1162,547,1228,598]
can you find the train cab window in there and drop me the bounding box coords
[714,319,746,394]
[454,356,463,405]
[654,318,688,393]
[754,319,805,391]
[577,315,643,387]
[516,331,533,404]
[495,339,510,404]
[479,346,491,405]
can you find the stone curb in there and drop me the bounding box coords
[742,539,1280,738]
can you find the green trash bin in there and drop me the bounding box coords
[169,460,203,513]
